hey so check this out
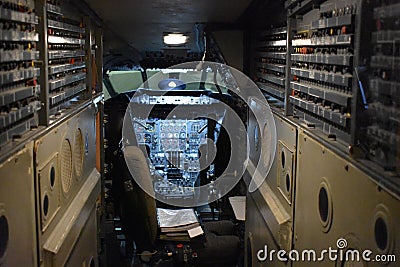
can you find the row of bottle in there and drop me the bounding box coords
[257,79,285,92]
[293,90,350,115]
[374,43,400,57]
[293,26,352,40]
[48,57,84,66]
[261,33,286,42]
[48,68,85,81]
[47,13,84,28]
[294,46,353,55]
[0,21,36,32]
[48,43,84,50]
[48,29,84,39]
[259,47,286,53]
[0,41,36,51]
[50,80,84,96]
[373,68,400,82]
[319,4,356,19]
[261,69,284,77]
[46,0,60,6]
[0,60,35,72]
[0,76,37,90]
[376,17,400,31]
[292,62,352,75]
[260,58,285,65]
[293,76,352,95]
[0,1,34,13]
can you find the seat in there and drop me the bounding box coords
[117,145,241,265]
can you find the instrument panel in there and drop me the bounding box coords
[134,118,208,199]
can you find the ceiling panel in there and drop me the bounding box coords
[84,0,252,52]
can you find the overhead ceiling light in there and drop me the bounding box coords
[163,33,188,46]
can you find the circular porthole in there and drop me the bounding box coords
[49,166,56,189]
[61,139,73,193]
[285,173,291,193]
[43,194,49,217]
[334,234,367,267]
[319,187,329,222]
[281,150,286,169]
[0,215,9,260]
[373,205,393,256]
[340,250,366,267]
[375,217,388,252]
[318,181,333,232]
[74,128,84,178]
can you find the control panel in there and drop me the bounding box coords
[134,118,208,199]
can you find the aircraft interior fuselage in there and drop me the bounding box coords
[0,0,400,267]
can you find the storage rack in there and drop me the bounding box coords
[365,1,400,174]
[253,26,287,104]
[46,0,87,118]
[0,0,103,159]
[288,0,360,144]
[0,0,41,147]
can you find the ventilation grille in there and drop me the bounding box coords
[61,139,73,193]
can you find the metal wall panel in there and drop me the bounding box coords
[0,142,37,267]
[294,130,400,266]
[64,205,98,267]
[245,112,298,266]
[34,104,100,266]
[245,189,286,267]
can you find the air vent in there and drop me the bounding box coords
[61,139,73,193]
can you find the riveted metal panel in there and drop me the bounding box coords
[0,142,37,267]
[294,130,400,266]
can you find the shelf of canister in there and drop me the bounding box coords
[369,78,400,98]
[48,72,86,91]
[49,83,86,106]
[48,19,85,34]
[291,54,352,66]
[311,14,354,30]
[256,52,286,60]
[0,116,37,146]
[291,67,352,87]
[0,67,40,84]
[368,102,400,121]
[0,7,38,24]
[0,29,38,42]
[257,82,285,99]
[257,72,286,86]
[0,50,39,63]
[49,61,85,75]
[255,62,286,73]
[290,81,351,106]
[367,125,400,147]
[48,50,85,59]
[256,39,287,47]
[48,35,85,45]
[290,95,350,128]
[374,2,400,19]
[371,55,400,69]
[372,30,400,44]
[292,34,352,46]
[46,3,62,15]
[0,85,39,106]
[0,101,40,130]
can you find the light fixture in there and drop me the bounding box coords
[163,33,188,46]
